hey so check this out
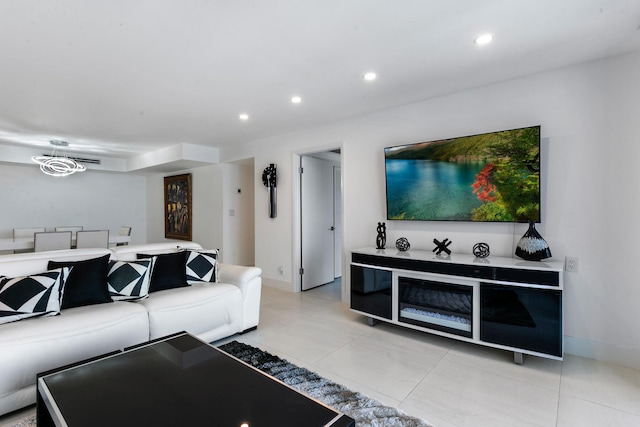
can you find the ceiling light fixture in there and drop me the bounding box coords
[363,72,377,81]
[239,113,249,121]
[31,140,87,177]
[291,96,302,104]
[474,33,493,45]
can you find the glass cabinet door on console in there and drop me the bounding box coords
[398,277,473,338]
[350,265,392,320]
[480,284,562,357]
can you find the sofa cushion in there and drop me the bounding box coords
[186,250,218,284]
[0,267,69,325]
[107,260,152,301]
[139,282,242,340]
[137,251,188,292]
[0,301,150,411]
[49,254,112,309]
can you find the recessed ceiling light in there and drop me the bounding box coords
[239,113,249,121]
[291,96,302,104]
[363,72,377,81]
[474,34,493,45]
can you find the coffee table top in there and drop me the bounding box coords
[38,332,353,427]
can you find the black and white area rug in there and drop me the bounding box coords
[5,417,34,427]
[8,341,432,427]
[219,340,432,427]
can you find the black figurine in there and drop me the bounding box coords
[433,238,452,256]
[376,222,386,249]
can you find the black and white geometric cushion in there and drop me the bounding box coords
[186,250,218,284]
[0,267,69,325]
[107,260,152,301]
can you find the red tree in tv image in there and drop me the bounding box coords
[470,127,540,222]
[471,163,497,203]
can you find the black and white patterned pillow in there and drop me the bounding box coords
[186,250,218,284]
[0,267,70,325]
[107,260,152,301]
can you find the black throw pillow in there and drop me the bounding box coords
[48,254,112,309]
[136,251,188,293]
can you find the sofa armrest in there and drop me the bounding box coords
[217,263,262,331]
[218,264,262,286]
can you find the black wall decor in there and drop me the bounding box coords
[262,164,277,218]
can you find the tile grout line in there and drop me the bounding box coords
[398,347,452,410]
[555,357,564,427]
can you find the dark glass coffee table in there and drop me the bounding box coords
[37,332,354,426]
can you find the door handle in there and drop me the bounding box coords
[329,226,335,231]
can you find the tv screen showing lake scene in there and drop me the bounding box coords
[384,125,541,222]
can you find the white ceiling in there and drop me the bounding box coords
[1,0,639,164]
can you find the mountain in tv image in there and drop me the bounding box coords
[384,126,540,222]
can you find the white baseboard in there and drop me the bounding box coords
[564,336,640,370]
[262,277,294,292]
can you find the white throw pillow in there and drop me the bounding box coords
[0,267,69,325]
[186,250,218,284]
[107,260,152,301]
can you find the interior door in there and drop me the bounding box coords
[333,166,342,279]
[301,156,335,290]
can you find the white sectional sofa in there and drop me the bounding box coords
[0,242,261,416]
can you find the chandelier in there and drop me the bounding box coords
[32,140,87,177]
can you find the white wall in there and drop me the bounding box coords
[220,50,640,369]
[0,164,147,243]
[145,162,255,265]
[221,161,255,266]
[146,165,224,252]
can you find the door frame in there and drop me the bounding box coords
[291,145,345,298]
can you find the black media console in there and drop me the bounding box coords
[350,248,564,364]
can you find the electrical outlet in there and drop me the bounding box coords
[565,256,579,272]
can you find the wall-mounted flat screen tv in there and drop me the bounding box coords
[384,125,541,222]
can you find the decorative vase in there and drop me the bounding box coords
[515,221,551,261]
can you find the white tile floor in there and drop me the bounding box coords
[3,280,640,427]
[223,281,640,427]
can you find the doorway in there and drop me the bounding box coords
[298,150,342,293]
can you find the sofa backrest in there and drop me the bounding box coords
[0,248,112,277]
[0,243,207,277]
[111,242,203,261]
